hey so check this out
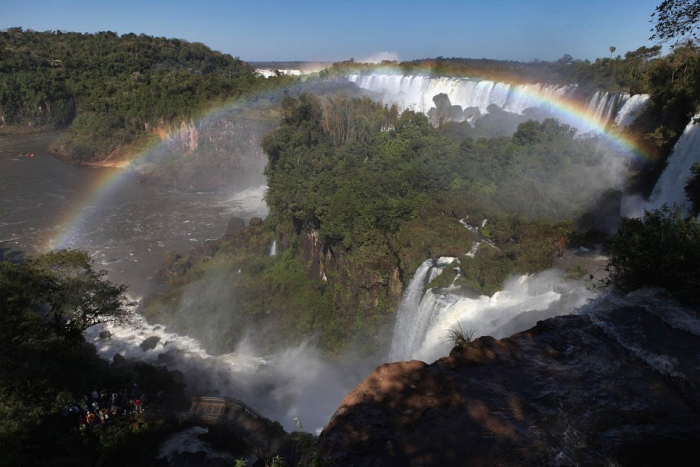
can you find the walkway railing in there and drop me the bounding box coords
[147,395,288,457]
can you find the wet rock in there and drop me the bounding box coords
[225,217,246,237]
[157,352,176,365]
[112,353,126,365]
[319,290,700,466]
[140,336,161,351]
[98,330,112,339]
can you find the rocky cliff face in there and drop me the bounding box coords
[319,289,700,466]
[0,96,75,132]
[297,229,404,339]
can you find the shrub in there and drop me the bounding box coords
[603,205,700,303]
[446,322,476,347]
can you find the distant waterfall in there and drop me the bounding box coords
[348,74,648,132]
[646,114,700,215]
[269,239,277,256]
[389,265,595,363]
[614,93,649,127]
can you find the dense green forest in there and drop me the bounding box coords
[0,27,288,159]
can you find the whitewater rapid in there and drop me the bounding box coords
[84,307,361,433]
[389,263,596,363]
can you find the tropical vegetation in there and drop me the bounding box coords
[0,249,182,466]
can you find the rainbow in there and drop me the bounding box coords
[348,65,652,160]
[46,69,651,252]
[46,80,292,252]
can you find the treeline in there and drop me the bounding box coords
[0,27,280,159]
[325,43,697,96]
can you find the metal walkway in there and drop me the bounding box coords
[148,395,289,457]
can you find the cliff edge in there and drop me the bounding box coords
[319,289,700,466]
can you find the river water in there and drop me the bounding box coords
[1,131,357,433]
[0,132,268,297]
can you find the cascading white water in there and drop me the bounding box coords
[389,258,455,361]
[646,113,700,215]
[269,239,277,256]
[348,74,648,132]
[614,94,649,127]
[389,267,596,363]
[349,74,575,117]
[586,91,623,127]
[84,309,356,432]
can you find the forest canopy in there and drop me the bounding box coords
[0,28,270,158]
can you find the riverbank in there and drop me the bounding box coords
[0,124,66,136]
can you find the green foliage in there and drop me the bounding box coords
[96,422,169,467]
[265,95,600,252]
[0,249,180,465]
[144,230,348,355]
[446,322,475,347]
[0,28,262,157]
[604,205,700,303]
[566,265,589,280]
[426,267,458,290]
[652,0,700,42]
[0,249,133,335]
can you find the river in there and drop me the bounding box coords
[0,131,268,297]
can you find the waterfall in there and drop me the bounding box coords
[83,309,355,432]
[389,258,455,361]
[269,239,277,256]
[348,74,648,132]
[389,266,595,363]
[614,94,649,127]
[646,113,700,215]
[586,91,623,127]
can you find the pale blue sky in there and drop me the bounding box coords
[0,0,666,62]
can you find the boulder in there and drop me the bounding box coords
[139,336,161,351]
[319,290,700,466]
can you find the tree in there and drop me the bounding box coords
[652,0,700,42]
[603,205,700,303]
[1,249,132,335]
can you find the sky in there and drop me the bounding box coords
[0,0,666,63]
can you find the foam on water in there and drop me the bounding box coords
[390,267,595,363]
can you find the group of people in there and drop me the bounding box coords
[65,383,159,432]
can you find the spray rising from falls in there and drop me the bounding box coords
[84,308,357,433]
[645,113,700,216]
[389,258,456,361]
[389,265,596,363]
[348,74,648,133]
